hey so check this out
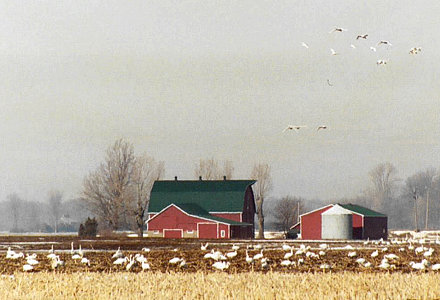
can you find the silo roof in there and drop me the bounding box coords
[321,204,353,215]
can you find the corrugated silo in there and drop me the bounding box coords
[321,204,353,239]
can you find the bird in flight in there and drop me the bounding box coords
[350,44,356,49]
[330,48,339,56]
[327,79,333,86]
[301,42,309,49]
[329,27,347,33]
[317,125,327,131]
[377,40,392,46]
[356,34,368,40]
[409,47,422,54]
[376,59,388,65]
[370,46,377,52]
[283,125,307,132]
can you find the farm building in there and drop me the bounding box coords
[293,203,387,240]
[146,178,256,239]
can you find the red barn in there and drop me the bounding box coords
[297,203,387,240]
[146,179,256,239]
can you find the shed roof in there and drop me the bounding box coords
[322,204,353,215]
[148,180,256,213]
[339,203,386,217]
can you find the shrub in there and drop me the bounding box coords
[78,217,98,238]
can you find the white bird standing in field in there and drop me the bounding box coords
[113,257,128,265]
[371,250,379,257]
[282,244,292,251]
[126,256,135,271]
[23,264,33,272]
[348,251,357,258]
[245,251,254,264]
[253,250,264,260]
[232,244,240,251]
[280,259,292,267]
[431,263,440,270]
[212,261,230,271]
[81,257,91,266]
[141,247,151,253]
[169,257,182,264]
[226,250,237,259]
[112,247,124,259]
[142,261,151,271]
[201,243,209,251]
[284,248,294,260]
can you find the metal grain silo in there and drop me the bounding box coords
[321,205,353,239]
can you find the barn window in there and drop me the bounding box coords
[187,230,194,234]
[220,230,225,238]
[153,230,159,234]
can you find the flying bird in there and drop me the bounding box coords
[376,59,388,65]
[377,40,392,46]
[350,44,356,49]
[329,27,347,33]
[409,47,422,54]
[370,46,377,52]
[330,48,339,55]
[356,34,368,40]
[283,125,307,132]
[301,42,309,49]
[327,79,333,86]
[317,125,327,131]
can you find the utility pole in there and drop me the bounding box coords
[413,188,419,232]
[425,187,430,230]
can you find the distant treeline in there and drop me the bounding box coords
[0,197,91,233]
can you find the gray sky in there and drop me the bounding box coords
[0,1,439,202]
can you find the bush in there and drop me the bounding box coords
[78,217,98,238]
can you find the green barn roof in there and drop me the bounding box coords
[148,180,256,213]
[339,203,387,217]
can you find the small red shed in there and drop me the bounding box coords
[297,203,387,240]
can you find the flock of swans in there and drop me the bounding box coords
[286,26,423,134]
[3,236,440,273]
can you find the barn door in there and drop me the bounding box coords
[198,223,218,239]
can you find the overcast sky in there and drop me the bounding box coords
[0,1,439,202]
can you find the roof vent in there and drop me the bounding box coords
[223,176,227,181]
[174,176,178,181]
[199,176,202,181]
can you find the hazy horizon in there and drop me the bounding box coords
[0,1,439,203]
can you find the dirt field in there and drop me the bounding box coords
[1,234,440,274]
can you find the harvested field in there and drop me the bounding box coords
[1,235,440,274]
[1,272,439,300]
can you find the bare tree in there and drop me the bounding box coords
[7,193,22,232]
[272,196,303,234]
[194,158,234,180]
[81,138,136,230]
[128,154,165,237]
[367,162,399,210]
[404,168,437,231]
[48,190,63,233]
[251,163,272,239]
